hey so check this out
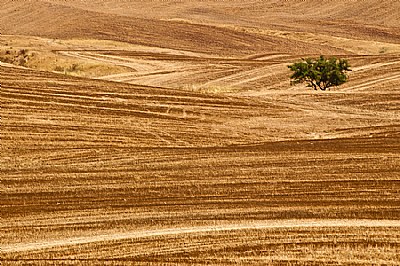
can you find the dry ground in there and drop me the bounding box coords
[1,0,400,265]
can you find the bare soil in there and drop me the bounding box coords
[1,0,399,264]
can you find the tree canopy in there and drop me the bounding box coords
[288,56,351,91]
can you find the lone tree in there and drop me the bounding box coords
[288,56,351,90]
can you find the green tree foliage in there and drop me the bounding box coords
[288,56,351,90]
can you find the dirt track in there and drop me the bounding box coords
[4,219,399,253]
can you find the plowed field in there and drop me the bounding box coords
[1,0,400,264]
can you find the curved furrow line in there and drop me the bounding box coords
[3,219,400,253]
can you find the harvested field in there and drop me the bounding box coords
[1,0,400,264]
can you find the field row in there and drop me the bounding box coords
[3,225,400,264]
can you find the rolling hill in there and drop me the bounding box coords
[1,0,399,264]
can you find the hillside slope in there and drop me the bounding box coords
[38,0,400,42]
[2,65,400,264]
[0,0,349,56]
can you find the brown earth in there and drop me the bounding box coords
[1,0,400,265]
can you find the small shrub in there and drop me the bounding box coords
[379,47,388,54]
[18,57,27,66]
[54,65,64,72]
[67,63,81,72]
[18,49,28,56]
[71,63,79,71]
[0,48,32,67]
